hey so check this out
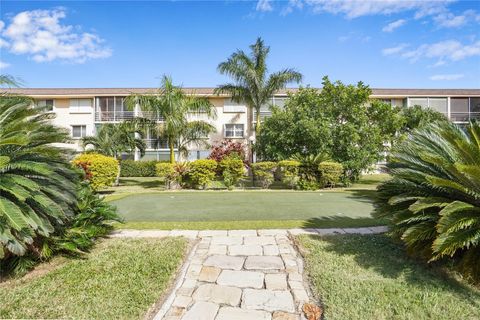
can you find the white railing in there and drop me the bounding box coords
[450,112,480,122]
[94,111,164,122]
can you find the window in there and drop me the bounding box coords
[70,99,92,113]
[409,98,428,108]
[225,124,244,138]
[272,97,287,108]
[224,99,246,113]
[71,125,87,138]
[428,98,447,114]
[36,99,54,111]
[470,97,480,113]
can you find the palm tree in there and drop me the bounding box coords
[125,75,217,163]
[374,121,480,281]
[215,37,303,159]
[82,122,146,185]
[0,79,78,260]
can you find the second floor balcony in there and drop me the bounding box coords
[94,110,165,122]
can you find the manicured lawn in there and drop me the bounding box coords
[0,238,188,320]
[110,190,384,229]
[297,234,480,320]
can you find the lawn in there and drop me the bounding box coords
[0,238,188,320]
[110,190,384,229]
[297,234,480,320]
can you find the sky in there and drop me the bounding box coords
[0,0,479,89]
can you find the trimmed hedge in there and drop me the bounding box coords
[251,162,277,189]
[120,160,160,177]
[278,160,300,189]
[155,162,176,188]
[319,161,343,187]
[219,157,245,190]
[73,153,118,190]
[187,159,217,189]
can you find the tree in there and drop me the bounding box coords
[126,75,216,163]
[374,121,480,282]
[256,77,404,181]
[82,122,146,185]
[215,37,302,159]
[399,105,448,134]
[0,79,78,260]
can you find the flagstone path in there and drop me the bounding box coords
[111,226,387,320]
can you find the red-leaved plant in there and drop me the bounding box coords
[208,140,248,164]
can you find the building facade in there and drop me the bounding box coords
[6,87,480,161]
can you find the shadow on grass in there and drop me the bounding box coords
[305,233,480,303]
[302,215,386,229]
[120,178,165,189]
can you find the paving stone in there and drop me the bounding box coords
[192,284,242,306]
[258,229,288,236]
[216,307,272,320]
[288,272,302,282]
[216,270,264,288]
[136,230,171,237]
[177,286,195,297]
[109,230,140,237]
[172,295,192,308]
[245,256,284,270]
[210,236,243,245]
[186,264,202,278]
[228,244,263,256]
[315,228,345,235]
[288,228,318,235]
[228,230,257,237]
[242,289,295,313]
[272,311,300,320]
[292,289,309,302]
[198,266,221,282]
[288,280,304,290]
[181,279,197,288]
[181,301,219,320]
[198,230,228,237]
[208,244,227,255]
[169,230,199,238]
[263,244,280,256]
[166,306,185,317]
[342,227,373,234]
[278,244,295,254]
[244,236,276,245]
[368,226,389,233]
[265,273,287,290]
[203,255,245,270]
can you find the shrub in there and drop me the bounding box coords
[219,156,245,190]
[120,160,159,177]
[73,153,118,190]
[374,122,480,282]
[251,162,277,189]
[156,162,176,188]
[318,161,343,188]
[209,139,247,163]
[187,159,217,189]
[277,160,300,189]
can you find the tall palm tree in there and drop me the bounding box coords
[125,75,217,163]
[215,37,303,150]
[82,122,146,185]
[375,121,480,281]
[0,78,78,260]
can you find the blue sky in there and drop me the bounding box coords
[1,0,479,88]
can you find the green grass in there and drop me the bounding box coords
[297,234,480,320]
[0,238,188,320]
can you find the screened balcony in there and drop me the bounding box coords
[94,96,164,122]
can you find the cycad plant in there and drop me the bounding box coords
[0,88,78,261]
[126,75,216,163]
[375,121,480,281]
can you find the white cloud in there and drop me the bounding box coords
[0,60,10,69]
[430,74,464,81]
[382,43,409,55]
[284,0,452,19]
[433,9,480,28]
[256,0,273,12]
[382,19,406,32]
[1,8,112,63]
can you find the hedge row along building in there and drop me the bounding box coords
[6,87,480,161]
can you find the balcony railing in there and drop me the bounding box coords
[94,111,164,122]
[450,112,480,122]
[252,110,272,122]
[143,139,177,150]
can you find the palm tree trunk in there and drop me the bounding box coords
[247,106,254,163]
[255,109,261,136]
[115,162,121,186]
[169,140,175,164]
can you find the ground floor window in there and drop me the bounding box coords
[72,125,87,138]
[225,124,244,138]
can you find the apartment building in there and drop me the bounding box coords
[6,87,480,161]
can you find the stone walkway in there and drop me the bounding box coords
[112,227,387,320]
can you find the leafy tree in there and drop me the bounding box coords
[374,121,480,282]
[0,81,78,261]
[126,75,216,163]
[82,122,146,185]
[215,37,302,158]
[256,77,404,181]
[400,105,448,134]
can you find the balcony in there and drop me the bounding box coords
[94,111,164,122]
[143,139,175,150]
[450,112,480,122]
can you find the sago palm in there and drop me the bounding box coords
[375,121,480,280]
[126,75,216,163]
[0,87,78,259]
[82,122,146,185]
[215,37,302,139]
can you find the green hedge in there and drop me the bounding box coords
[319,161,343,187]
[251,161,277,189]
[278,160,300,189]
[120,160,164,177]
[187,159,217,189]
[73,153,118,190]
[219,157,245,190]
